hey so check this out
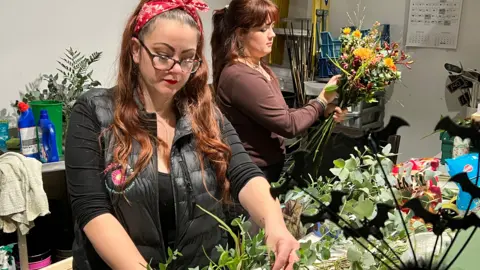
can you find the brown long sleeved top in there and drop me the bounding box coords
[216,63,325,167]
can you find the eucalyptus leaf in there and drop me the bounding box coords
[347,247,362,262]
[379,190,393,202]
[381,144,391,155]
[363,157,375,166]
[359,188,370,194]
[345,158,357,171]
[339,168,350,181]
[387,174,397,186]
[334,158,346,168]
[362,252,376,268]
[380,158,394,173]
[362,171,371,180]
[300,240,312,250]
[330,168,342,176]
[375,174,385,186]
[351,170,364,183]
[321,247,331,260]
[353,199,375,219]
[241,220,252,233]
[412,220,424,229]
[303,207,319,216]
[320,194,331,203]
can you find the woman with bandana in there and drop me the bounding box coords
[65,0,299,269]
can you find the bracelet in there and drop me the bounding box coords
[314,97,328,111]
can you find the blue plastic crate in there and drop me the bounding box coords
[317,57,340,78]
[319,32,342,58]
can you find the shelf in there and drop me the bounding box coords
[303,81,326,96]
[281,17,312,23]
[42,160,65,173]
[280,81,326,96]
[273,28,308,37]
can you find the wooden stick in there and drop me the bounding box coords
[17,230,29,270]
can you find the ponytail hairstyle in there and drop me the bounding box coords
[211,0,279,89]
[111,0,232,202]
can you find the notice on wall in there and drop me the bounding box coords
[406,0,463,49]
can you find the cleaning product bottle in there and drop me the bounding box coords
[17,102,39,159]
[38,109,59,163]
[472,103,480,129]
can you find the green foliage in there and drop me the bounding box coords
[283,144,424,269]
[12,47,102,142]
[156,205,325,270]
[145,247,183,270]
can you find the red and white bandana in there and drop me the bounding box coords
[134,0,209,34]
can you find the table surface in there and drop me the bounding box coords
[42,160,65,173]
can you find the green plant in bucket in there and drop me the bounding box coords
[12,47,102,148]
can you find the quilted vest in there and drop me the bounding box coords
[71,88,227,269]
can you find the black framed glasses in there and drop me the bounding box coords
[137,38,201,73]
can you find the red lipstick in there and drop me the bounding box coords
[164,79,178,85]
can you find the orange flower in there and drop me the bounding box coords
[353,29,362,38]
[384,57,395,68]
[343,27,352,35]
[353,47,373,61]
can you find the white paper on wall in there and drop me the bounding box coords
[406,0,463,49]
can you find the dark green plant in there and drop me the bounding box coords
[12,47,102,142]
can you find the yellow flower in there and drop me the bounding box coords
[384,57,395,68]
[343,27,351,35]
[353,48,373,61]
[353,29,362,38]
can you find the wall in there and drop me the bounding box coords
[327,0,480,160]
[0,0,229,114]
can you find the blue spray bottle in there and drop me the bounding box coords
[17,102,39,159]
[38,109,59,163]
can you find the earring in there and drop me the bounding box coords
[237,41,244,56]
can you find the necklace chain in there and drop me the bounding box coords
[238,58,270,81]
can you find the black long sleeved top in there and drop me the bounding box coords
[65,99,264,233]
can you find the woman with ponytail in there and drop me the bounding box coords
[65,1,298,269]
[211,0,347,183]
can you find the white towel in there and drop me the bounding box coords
[0,152,49,235]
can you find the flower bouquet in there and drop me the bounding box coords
[306,22,414,171]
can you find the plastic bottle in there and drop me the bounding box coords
[471,103,480,129]
[17,102,39,159]
[38,110,59,163]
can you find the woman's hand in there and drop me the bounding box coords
[317,75,341,104]
[238,178,300,269]
[324,104,348,122]
[265,221,300,270]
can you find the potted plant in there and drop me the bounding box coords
[12,47,102,148]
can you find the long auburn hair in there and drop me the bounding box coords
[211,0,279,89]
[112,0,232,201]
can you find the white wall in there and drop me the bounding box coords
[2,0,479,160]
[0,0,229,113]
[328,0,480,160]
